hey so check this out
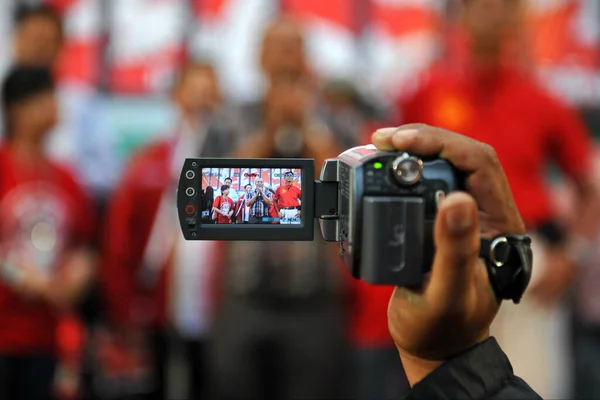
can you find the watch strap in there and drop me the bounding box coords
[479,234,533,304]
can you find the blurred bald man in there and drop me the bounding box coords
[400,0,600,398]
[209,17,351,400]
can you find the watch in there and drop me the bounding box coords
[479,234,533,304]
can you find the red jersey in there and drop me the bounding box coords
[0,145,95,354]
[399,64,594,228]
[273,184,302,209]
[213,196,234,224]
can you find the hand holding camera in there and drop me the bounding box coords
[178,123,532,385]
[372,124,527,385]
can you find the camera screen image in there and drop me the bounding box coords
[201,167,303,225]
[179,149,463,284]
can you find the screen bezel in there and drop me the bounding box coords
[181,157,315,241]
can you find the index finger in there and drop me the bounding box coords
[372,124,498,173]
[372,124,525,235]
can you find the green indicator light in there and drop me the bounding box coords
[373,162,383,169]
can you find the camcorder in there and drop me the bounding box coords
[177,144,463,287]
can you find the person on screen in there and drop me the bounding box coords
[273,170,301,224]
[234,184,253,224]
[213,185,234,224]
[215,177,239,203]
[246,178,272,224]
[201,186,215,224]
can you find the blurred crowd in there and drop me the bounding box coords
[1,1,600,400]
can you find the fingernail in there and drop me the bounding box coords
[446,204,473,234]
[374,128,397,137]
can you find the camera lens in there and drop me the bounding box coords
[391,154,423,186]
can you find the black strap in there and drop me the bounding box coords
[479,234,533,304]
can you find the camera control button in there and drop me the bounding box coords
[185,205,196,215]
[360,196,425,286]
[435,190,445,207]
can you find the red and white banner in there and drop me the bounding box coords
[189,0,277,102]
[44,0,102,87]
[202,168,302,192]
[281,0,359,80]
[107,0,188,94]
[526,0,600,106]
[364,0,444,101]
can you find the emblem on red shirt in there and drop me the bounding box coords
[434,93,472,132]
[0,182,71,276]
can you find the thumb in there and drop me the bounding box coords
[428,192,480,302]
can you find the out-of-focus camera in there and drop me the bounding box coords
[177,145,463,286]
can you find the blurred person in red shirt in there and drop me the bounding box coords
[0,66,96,400]
[102,61,240,400]
[6,5,120,200]
[396,0,600,397]
[209,17,352,400]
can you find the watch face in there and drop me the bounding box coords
[484,235,533,303]
[491,239,511,266]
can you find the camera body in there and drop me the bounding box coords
[177,145,463,286]
[320,145,463,285]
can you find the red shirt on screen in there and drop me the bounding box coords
[0,145,95,354]
[213,196,234,224]
[274,184,302,209]
[399,64,594,228]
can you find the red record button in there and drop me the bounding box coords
[185,205,196,215]
[435,190,445,206]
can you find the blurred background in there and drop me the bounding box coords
[1,0,600,399]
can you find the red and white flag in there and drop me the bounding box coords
[364,0,444,101]
[281,0,360,81]
[106,0,188,94]
[526,0,600,106]
[44,0,102,87]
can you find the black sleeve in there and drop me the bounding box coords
[400,338,542,400]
